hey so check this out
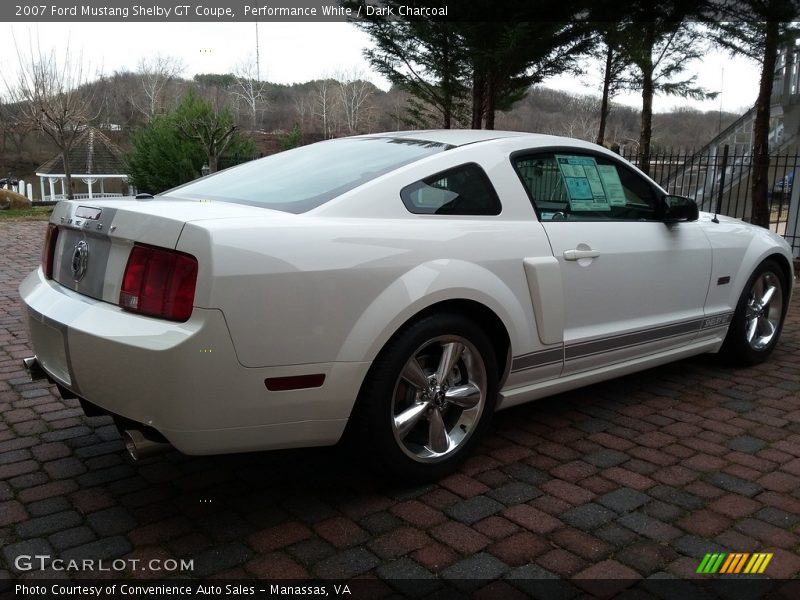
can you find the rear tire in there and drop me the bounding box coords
[352,313,498,482]
[720,258,788,366]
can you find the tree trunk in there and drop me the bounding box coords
[471,68,485,129]
[638,72,653,176]
[62,150,74,200]
[441,33,451,130]
[638,25,655,176]
[485,76,496,130]
[596,44,613,146]
[750,21,779,228]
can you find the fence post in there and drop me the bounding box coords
[716,145,729,217]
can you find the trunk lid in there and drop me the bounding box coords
[48,197,284,305]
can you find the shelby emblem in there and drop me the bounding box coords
[70,240,89,282]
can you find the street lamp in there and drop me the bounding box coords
[201,164,210,177]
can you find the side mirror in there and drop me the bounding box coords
[662,195,699,222]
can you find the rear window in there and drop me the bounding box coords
[165,137,450,213]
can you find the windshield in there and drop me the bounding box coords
[165,137,450,213]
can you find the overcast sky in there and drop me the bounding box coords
[4,22,762,115]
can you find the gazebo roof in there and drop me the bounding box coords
[36,127,127,178]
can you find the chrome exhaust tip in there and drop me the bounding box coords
[22,356,47,381]
[122,429,171,461]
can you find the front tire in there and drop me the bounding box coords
[353,313,499,481]
[720,258,788,365]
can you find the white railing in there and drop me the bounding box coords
[43,193,124,202]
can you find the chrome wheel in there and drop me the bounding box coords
[391,335,487,463]
[744,271,783,351]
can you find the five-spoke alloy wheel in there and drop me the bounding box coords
[722,259,788,365]
[391,335,488,462]
[354,313,498,480]
[743,270,783,351]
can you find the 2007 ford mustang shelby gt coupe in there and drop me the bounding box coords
[20,130,793,479]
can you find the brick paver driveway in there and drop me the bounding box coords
[2,220,799,587]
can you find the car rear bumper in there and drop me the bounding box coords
[19,268,369,454]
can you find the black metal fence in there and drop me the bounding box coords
[620,147,800,254]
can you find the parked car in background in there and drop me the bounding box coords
[20,130,793,480]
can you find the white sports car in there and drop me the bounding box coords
[20,130,793,479]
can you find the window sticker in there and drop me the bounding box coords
[555,155,611,211]
[564,177,593,200]
[596,165,627,206]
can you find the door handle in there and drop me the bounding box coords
[563,248,600,261]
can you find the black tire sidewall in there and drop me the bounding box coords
[722,258,788,365]
[356,313,499,481]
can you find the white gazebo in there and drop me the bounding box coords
[36,127,130,201]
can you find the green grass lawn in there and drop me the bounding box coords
[0,206,54,221]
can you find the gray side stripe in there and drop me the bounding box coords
[565,319,705,361]
[511,348,563,372]
[511,311,734,372]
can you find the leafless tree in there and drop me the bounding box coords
[94,71,142,130]
[4,37,99,199]
[312,79,336,138]
[335,69,374,135]
[383,88,410,131]
[294,92,312,132]
[0,100,34,160]
[135,54,185,119]
[561,95,601,141]
[174,90,240,173]
[231,55,269,130]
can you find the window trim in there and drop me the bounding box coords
[509,147,665,222]
[400,162,502,216]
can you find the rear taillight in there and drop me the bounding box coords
[42,224,59,279]
[119,244,198,322]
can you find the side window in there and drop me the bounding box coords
[512,152,657,221]
[401,163,501,215]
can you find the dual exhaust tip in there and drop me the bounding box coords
[23,356,171,462]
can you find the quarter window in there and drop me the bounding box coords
[512,152,657,221]
[401,163,501,215]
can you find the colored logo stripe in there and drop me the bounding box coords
[697,553,773,574]
[697,553,725,573]
[721,553,748,574]
[745,553,773,574]
[719,553,736,573]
